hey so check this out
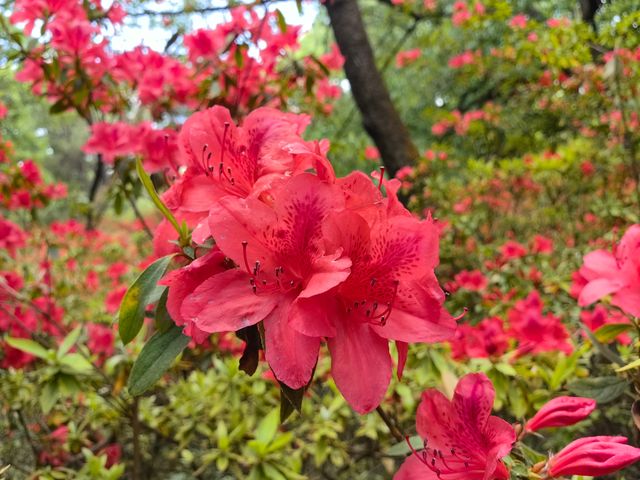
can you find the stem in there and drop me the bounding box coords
[375,405,404,442]
[131,397,142,479]
[15,409,39,465]
[123,185,154,239]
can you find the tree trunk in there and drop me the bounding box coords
[325,0,419,177]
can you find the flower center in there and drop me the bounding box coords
[345,277,399,327]
[406,436,475,479]
[241,241,299,295]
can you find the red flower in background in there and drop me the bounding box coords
[531,235,553,254]
[450,317,509,360]
[0,215,27,256]
[508,291,572,356]
[500,240,527,260]
[395,373,515,480]
[453,269,488,291]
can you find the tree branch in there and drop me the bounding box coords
[326,0,419,177]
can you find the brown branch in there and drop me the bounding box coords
[326,0,419,178]
[375,406,404,442]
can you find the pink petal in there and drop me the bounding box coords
[182,269,278,333]
[209,195,278,272]
[415,388,456,450]
[160,250,226,329]
[578,278,624,306]
[264,297,321,389]
[613,287,640,318]
[299,253,351,298]
[582,250,618,278]
[179,173,224,213]
[328,319,392,414]
[373,275,455,343]
[394,454,439,480]
[288,295,338,338]
[483,416,517,478]
[453,373,496,433]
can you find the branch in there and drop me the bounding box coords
[87,155,106,229]
[326,0,419,177]
[375,406,404,442]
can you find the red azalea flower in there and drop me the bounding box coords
[578,224,640,317]
[87,323,115,359]
[453,269,488,291]
[181,173,351,392]
[395,373,515,480]
[531,234,553,254]
[450,317,508,360]
[508,291,572,356]
[165,105,313,243]
[500,240,527,260]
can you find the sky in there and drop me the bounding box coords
[110,0,319,52]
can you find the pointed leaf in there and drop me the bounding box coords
[5,337,48,359]
[255,408,279,446]
[127,324,190,396]
[57,326,82,358]
[118,255,174,345]
[567,376,628,403]
[594,323,633,343]
[136,159,185,244]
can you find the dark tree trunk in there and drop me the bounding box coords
[325,0,419,177]
[579,0,603,30]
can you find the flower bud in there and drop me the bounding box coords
[548,436,640,477]
[525,396,595,432]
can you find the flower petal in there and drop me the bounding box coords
[264,296,321,389]
[328,319,392,414]
[182,269,278,333]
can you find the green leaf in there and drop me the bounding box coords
[5,337,48,359]
[57,326,82,358]
[60,353,93,373]
[566,376,628,403]
[154,289,173,333]
[40,381,59,413]
[49,98,69,114]
[255,408,279,446]
[594,323,633,343]
[135,159,186,245]
[385,435,421,456]
[127,324,189,396]
[275,9,287,33]
[118,255,174,345]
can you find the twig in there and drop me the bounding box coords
[15,409,39,465]
[375,405,404,442]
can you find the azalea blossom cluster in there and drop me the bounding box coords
[9,0,342,119]
[396,373,640,479]
[156,106,457,413]
[0,215,134,369]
